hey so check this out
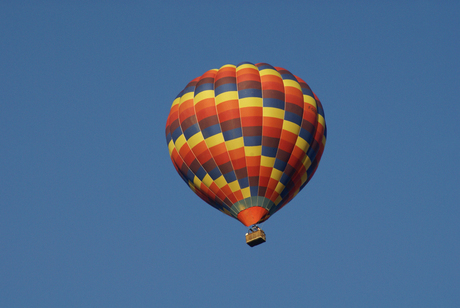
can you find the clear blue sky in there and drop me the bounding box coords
[1,1,459,307]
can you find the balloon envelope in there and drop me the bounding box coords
[165,62,326,226]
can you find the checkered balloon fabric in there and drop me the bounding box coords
[165,62,326,226]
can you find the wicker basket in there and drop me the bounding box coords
[245,229,266,247]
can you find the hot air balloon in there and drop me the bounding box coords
[165,62,326,246]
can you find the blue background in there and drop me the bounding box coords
[1,1,459,307]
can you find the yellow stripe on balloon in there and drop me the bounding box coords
[239,97,263,108]
[318,114,325,127]
[180,91,194,103]
[270,168,283,181]
[282,120,301,135]
[171,96,181,107]
[241,187,251,199]
[214,175,227,189]
[259,68,281,77]
[204,133,225,148]
[275,182,285,194]
[174,135,187,151]
[236,63,257,71]
[263,107,284,119]
[283,79,302,90]
[168,140,176,155]
[295,137,309,153]
[260,156,276,167]
[194,90,215,105]
[202,173,213,188]
[304,95,317,108]
[244,145,262,157]
[225,137,244,151]
[187,132,204,148]
[228,180,241,193]
[215,91,238,104]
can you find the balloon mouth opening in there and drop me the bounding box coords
[237,207,269,227]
